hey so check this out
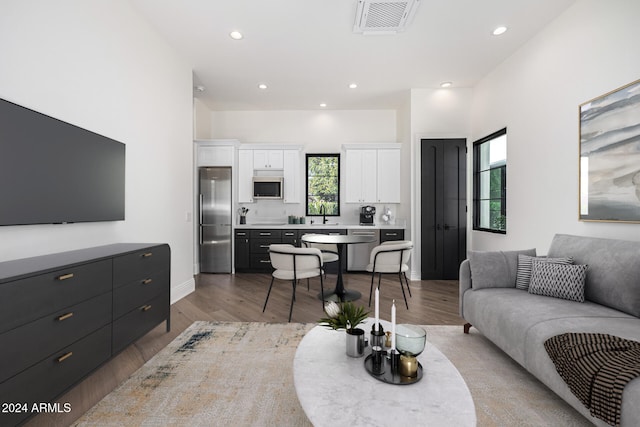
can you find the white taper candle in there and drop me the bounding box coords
[391,299,396,351]
[375,288,380,332]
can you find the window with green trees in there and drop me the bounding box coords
[473,128,507,233]
[306,154,340,216]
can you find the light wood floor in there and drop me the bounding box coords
[27,272,464,427]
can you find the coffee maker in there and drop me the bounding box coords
[359,206,376,225]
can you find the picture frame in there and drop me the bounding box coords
[579,78,640,222]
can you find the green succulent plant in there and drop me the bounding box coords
[318,301,369,333]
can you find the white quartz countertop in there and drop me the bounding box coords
[234,223,404,229]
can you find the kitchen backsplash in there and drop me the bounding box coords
[237,199,401,225]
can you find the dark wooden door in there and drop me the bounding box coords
[421,139,467,279]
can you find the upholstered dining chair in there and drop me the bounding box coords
[301,233,339,281]
[366,240,413,309]
[263,244,324,322]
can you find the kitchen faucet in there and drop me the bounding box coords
[319,204,328,224]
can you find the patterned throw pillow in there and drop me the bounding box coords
[515,255,573,290]
[528,262,588,302]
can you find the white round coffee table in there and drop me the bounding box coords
[293,318,476,426]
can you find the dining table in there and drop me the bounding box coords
[300,233,376,302]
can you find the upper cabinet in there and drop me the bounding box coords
[237,149,254,203]
[195,139,238,167]
[253,150,284,169]
[282,150,301,204]
[238,145,303,204]
[344,144,401,204]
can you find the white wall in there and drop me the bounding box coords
[0,0,195,301]
[210,109,404,224]
[470,0,640,254]
[409,88,473,278]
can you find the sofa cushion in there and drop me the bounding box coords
[515,255,573,290]
[469,248,536,289]
[461,287,626,367]
[548,234,640,317]
[524,316,640,426]
[528,262,587,302]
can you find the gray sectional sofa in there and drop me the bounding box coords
[459,234,640,426]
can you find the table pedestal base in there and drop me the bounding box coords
[317,289,362,302]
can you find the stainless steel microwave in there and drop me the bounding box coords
[252,176,283,199]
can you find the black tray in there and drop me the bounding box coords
[364,353,423,385]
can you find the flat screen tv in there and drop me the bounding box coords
[0,97,125,226]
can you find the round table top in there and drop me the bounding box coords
[300,234,376,245]
[293,318,476,427]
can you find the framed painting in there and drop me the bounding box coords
[579,78,640,222]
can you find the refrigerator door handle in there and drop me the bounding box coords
[200,227,203,245]
[199,193,204,225]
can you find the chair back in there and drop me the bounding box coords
[370,241,413,268]
[301,234,338,255]
[269,244,323,271]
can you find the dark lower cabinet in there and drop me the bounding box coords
[0,243,170,427]
[380,229,405,243]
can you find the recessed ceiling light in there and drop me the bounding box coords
[440,82,452,88]
[349,83,358,89]
[258,83,267,90]
[319,103,327,108]
[492,26,507,36]
[229,31,243,40]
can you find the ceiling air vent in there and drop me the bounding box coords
[353,0,421,35]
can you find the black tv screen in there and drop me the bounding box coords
[0,97,125,226]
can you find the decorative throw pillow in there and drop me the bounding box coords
[528,262,588,302]
[468,248,536,289]
[515,256,574,291]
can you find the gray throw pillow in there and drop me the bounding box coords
[469,248,536,289]
[515,255,574,291]
[528,262,588,302]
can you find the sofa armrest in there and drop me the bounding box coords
[459,259,472,317]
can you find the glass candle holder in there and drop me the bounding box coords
[395,324,426,378]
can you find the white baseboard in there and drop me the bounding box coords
[171,277,195,304]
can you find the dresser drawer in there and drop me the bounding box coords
[0,292,112,384]
[113,270,169,319]
[0,325,111,427]
[112,291,170,354]
[113,244,170,288]
[0,260,112,335]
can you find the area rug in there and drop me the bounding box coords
[74,322,591,426]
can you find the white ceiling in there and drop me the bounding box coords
[130,0,576,111]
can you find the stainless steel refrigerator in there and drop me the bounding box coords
[199,167,232,273]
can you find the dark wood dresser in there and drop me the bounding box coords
[0,243,170,426]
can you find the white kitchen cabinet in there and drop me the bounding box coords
[197,145,234,167]
[376,149,401,203]
[345,146,400,203]
[283,150,301,203]
[237,150,254,203]
[345,149,377,203]
[253,150,283,169]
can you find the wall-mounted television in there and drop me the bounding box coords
[0,97,125,226]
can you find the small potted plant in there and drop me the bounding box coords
[319,301,369,357]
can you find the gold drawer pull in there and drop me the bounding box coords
[141,278,153,285]
[57,273,74,281]
[57,352,73,363]
[57,312,74,321]
[141,252,153,258]
[141,304,152,312]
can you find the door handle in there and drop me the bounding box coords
[199,194,204,224]
[444,224,452,230]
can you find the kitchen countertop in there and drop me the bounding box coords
[234,223,405,230]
